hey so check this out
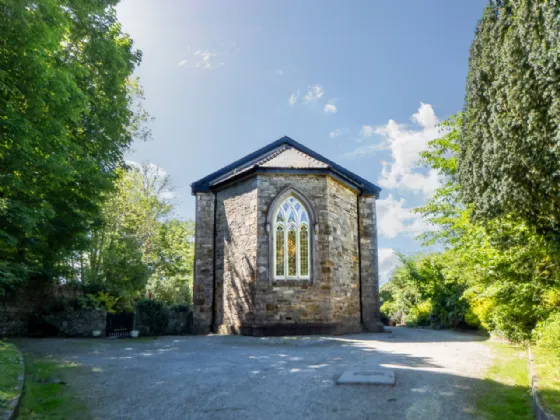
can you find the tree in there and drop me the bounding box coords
[82,164,194,308]
[146,219,195,305]
[415,114,464,246]
[414,114,560,341]
[459,1,560,237]
[0,0,148,294]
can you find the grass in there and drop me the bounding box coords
[532,346,560,417]
[476,342,533,420]
[17,353,89,419]
[0,341,23,412]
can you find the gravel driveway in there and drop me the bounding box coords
[15,327,493,420]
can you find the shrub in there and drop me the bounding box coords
[535,312,560,351]
[463,308,482,329]
[96,291,119,313]
[43,295,101,314]
[135,299,169,336]
[169,303,190,313]
[405,301,432,327]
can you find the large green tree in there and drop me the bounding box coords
[0,0,147,293]
[414,114,560,341]
[83,164,194,308]
[459,0,560,237]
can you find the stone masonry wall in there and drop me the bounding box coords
[214,177,258,334]
[327,178,361,330]
[253,174,334,333]
[359,195,383,332]
[193,173,381,336]
[0,279,55,336]
[192,193,215,334]
[44,310,106,337]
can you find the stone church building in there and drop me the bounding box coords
[191,136,383,336]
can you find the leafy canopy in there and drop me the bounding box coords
[0,0,148,293]
[81,164,194,309]
[460,0,560,237]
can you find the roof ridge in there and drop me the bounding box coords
[191,136,381,196]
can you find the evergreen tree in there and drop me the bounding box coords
[460,0,560,238]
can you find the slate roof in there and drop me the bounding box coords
[191,136,381,196]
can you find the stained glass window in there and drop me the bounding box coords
[275,226,284,276]
[273,195,311,280]
[288,211,296,223]
[299,225,309,276]
[287,228,297,276]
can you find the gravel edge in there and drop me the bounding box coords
[2,346,25,420]
[528,346,558,420]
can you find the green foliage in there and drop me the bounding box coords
[476,343,532,420]
[134,298,169,336]
[382,253,474,329]
[535,312,560,351]
[96,291,119,313]
[145,219,195,305]
[415,113,465,246]
[0,341,23,411]
[411,112,560,341]
[78,164,194,309]
[19,354,87,419]
[43,295,100,314]
[94,236,150,310]
[405,301,432,327]
[169,303,190,313]
[460,0,560,237]
[532,346,560,416]
[464,308,481,329]
[0,0,147,294]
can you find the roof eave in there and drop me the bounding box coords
[191,136,381,197]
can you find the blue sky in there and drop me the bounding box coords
[116,0,487,282]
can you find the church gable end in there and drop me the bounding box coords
[192,137,383,336]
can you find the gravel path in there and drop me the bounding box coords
[14,327,493,420]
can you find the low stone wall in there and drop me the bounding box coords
[165,311,193,335]
[0,280,54,336]
[44,310,107,337]
[135,307,193,336]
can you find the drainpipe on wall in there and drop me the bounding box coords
[357,192,363,326]
[211,191,218,332]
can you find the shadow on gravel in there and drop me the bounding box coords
[11,333,543,420]
[339,327,490,344]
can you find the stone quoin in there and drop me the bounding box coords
[191,136,384,336]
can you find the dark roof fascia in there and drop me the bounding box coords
[191,136,381,196]
[210,167,366,195]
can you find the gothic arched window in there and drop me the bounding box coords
[273,196,311,280]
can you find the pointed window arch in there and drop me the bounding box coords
[271,193,312,280]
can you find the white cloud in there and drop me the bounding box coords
[344,142,386,157]
[350,103,445,198]
[376,107,443,197]
[289,90,299,106]
[376,194,431,239]
[412,102,438,128]
[324,103,337,113]
[360,125,375,137]
[378,248,400,285]
[303,84,324,103]
[177,46,235,71]
[194,49,216,61]
[329,128,347,138]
